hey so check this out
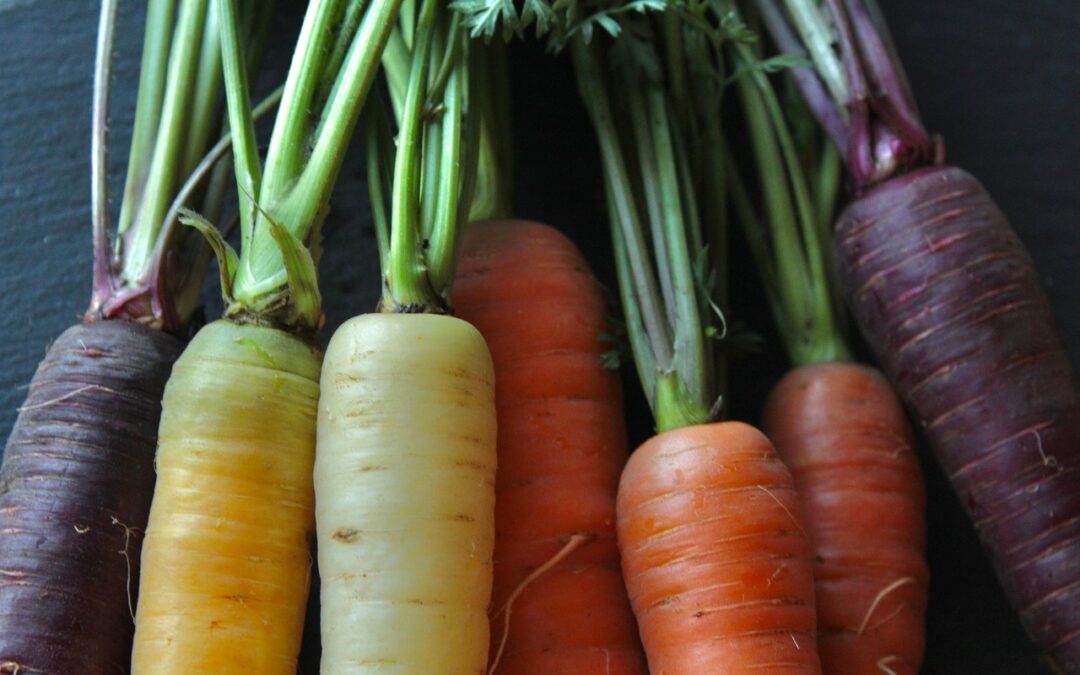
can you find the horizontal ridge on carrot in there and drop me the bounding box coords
[131,1,400,671]
[758,0,1080,670]
[724,21,929,671]
[454,220,647,673]
[0,1,246,670]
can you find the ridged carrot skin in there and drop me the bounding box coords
[131,319,320,674]
[617,421,821,674]
[763,362,928,674]
[453,220,647,674]
[0,320,181,675]
[315,313,497,674]
[834,165,1080,672]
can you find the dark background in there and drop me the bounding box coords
[1,1,1077,673]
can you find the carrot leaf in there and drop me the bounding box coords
[179,209,238,305]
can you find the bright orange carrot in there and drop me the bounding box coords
[762,363,928,675]
[454,220,647,674]
[617,421,821,673]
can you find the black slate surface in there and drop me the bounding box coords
[1,1,1077,673]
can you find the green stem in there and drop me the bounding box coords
[571,37,672,371]
[364,97,394,275]
[121,0,211,283]
[782,0,848,105]
[655,371,711,434]
[227,0,402,318]
[217,0,263,267]
[731,42,850,366]
[608,186,657,411]
[426,50,469,294]
[116,0,175,240]
[179,7,224,177]
[384,0,441,311]
[278,0,403,243]
[644,80,709,410]
[258,0,340,201]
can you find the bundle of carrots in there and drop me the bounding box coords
[0,1,1075,674]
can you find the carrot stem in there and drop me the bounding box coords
[90,0,119,312]
[379,0,481,312]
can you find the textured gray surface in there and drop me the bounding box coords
[1,2,1077,673]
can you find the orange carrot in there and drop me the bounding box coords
[719,11,931,671]
[454,220,647,674]
[617,421,822,673]
[762,363,928,675]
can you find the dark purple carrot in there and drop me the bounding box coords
[0,3,268,672]
[0,321,181,674]
[834,166,1080,671]
[757,0,1080,670]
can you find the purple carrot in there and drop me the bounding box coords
[0,321,182,674]
[834,166,1080,672]
[0,3,269,672]
[756,0,1080,670]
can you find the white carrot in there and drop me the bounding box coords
[314,1,495,671]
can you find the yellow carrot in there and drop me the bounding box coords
[130,1,401,671]
[316,314,496,672]
[131,320,319,672]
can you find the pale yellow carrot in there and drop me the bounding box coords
[315,313,497,674]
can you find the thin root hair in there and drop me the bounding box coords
[488,532,594,674]
[16,384,122,412]
[858,576,916,635]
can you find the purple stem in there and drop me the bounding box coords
[824,0,880,190]
[754,0,849,152]
[89,0,120,320]
[755,0,938,193]
[843,0,930,153]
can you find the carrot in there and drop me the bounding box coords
[129,2,400,672]
[522,7,821,671]
[759,1,1080,668]
[313,3,495,671]
[833,167,1080,671]
[0,322,181,674]
[618,421,820,673]
[454,219,647,673]
[723,26,930,672]
[0,2,253,671]
[763,363,928,674]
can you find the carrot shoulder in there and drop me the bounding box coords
[764,362,928,674]
[454,220,647,673]
[617,421,821,674]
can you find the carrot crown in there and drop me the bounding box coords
[754,0,937,193]
[188,0,402,334]
[721,3,850,366]
[367,0,485,314]
[88,0,270,331]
